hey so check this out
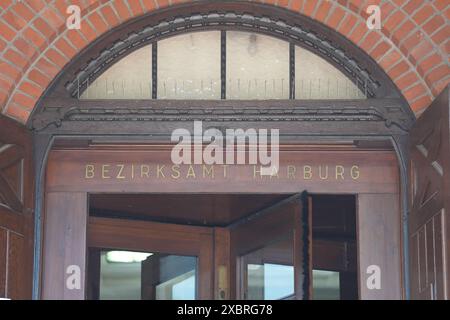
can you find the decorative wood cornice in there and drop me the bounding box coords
[31,98,413,134]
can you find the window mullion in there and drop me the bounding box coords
[221,30,226,100]
[289,42,295,100]
[152,42,157,99]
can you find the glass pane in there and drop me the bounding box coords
[81,45,152,99]
[227,31,289,99]
[312,270,340,300]
[158,31,221,99]
[295,47,366,99]
[247,264,294,300]
[241,235,294,300]
[171,272,196,299]
[99,250,197,300]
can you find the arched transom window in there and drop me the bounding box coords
[81,31,366,100]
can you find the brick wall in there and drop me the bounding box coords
[0,0,448,123]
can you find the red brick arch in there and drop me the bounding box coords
[0,0,448,123]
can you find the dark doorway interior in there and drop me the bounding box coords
[87,193,358,300]
[310,195,358,300]
[89,193,289,226]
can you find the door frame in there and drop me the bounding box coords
[84,191,368,300]
[86,193,309,301]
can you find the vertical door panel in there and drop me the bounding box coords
[0,115,34,299]
[41,192,87,299]
[357,194,402,299]
[409,86,449,300]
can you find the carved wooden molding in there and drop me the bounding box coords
[31,99,413,133]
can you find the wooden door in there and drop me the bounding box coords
[409,86,449,300]
[0,115,34,299]
[88,217,214,299]
[230,193,310,300]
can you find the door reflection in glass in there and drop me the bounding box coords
[312,270,340,300]
[99,250,197,300]
[246,263,294,300]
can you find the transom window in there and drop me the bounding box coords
[81,31,366,100]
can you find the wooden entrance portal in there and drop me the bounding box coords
[40,144,402,300]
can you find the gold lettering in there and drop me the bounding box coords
[141,165,150,178]
[203,165,214,178]
[319,165,328,180]
[336,165,345,180]
[270,166,279,178]
[85,164,95,179]
[83,162,361,182]
[303,165,312,180]
[171,165,180,179]
[351,165,360,180]
[102,165,110,179]
[116,164,125,179]
[253,165,262,178]
[287,165,296,179]
[157,165,166,178]
[186,165,196,178]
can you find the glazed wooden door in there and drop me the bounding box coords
[230,193,310,300]
[88,217,214,299]
[409,86,449,300]
[0,115,34,299]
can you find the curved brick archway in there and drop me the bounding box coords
[0,0,448,123]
